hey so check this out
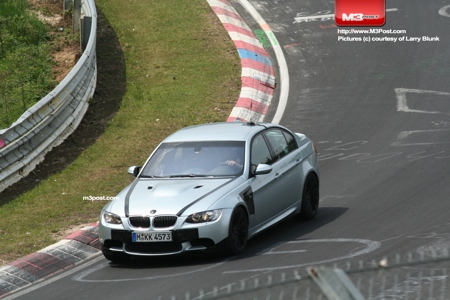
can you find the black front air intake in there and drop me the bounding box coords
[129,216,151,228]
[153,216,177,228]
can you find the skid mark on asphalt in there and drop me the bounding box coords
[72,259,230,283]
[71,237,380,282]
[223,238,381,274]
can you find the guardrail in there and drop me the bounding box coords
[173,249,450,299]
[0,0,97,193]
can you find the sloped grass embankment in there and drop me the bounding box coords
[0,0,241,265]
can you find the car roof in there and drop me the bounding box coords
[162,122,279,143]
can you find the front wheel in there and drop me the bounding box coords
[298,173,319,220]
[222,207,249,255]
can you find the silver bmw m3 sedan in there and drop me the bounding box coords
[99,121,319,262]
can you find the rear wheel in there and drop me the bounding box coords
[299,173,319,220]
[223,207,248,255]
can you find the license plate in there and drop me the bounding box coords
[132,232,172,242]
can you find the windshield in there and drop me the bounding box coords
[140,141,245,177]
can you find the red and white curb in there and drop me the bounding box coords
[0,2,276,297]
[0,223,100,298]
[207,0,276,122]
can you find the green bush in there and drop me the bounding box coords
[0,0,54,128]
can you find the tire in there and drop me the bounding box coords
[101,244,131,263]
[299,173,319,220]
[223,207,249,255]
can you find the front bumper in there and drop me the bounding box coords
[99,209,232,256]
[104,228,219,256]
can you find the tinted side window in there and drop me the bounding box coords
[251,135,273,167]
[282,130,298,153]
[264,129,289,161]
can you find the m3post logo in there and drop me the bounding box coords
[335,0,386,26]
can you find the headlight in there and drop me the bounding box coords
[103,211,122,224]
[186,210,222,223]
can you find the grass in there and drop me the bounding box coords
[0,0,56,128]
[0,0,241,264]
[0,0,80,128]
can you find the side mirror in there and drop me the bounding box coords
[128,166,141,177]
[254,164,272,175]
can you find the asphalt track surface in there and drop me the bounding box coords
[3,0,450,299]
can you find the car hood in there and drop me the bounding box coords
[110,177,237,216]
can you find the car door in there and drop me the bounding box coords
[263,129,303,210]
[248,133,286,233]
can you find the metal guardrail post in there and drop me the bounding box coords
[308,267,366,300]
[63,0,72,11]
[73,0,81,32]
[81,17,92,51]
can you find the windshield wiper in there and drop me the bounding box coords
[169,174,210,178]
